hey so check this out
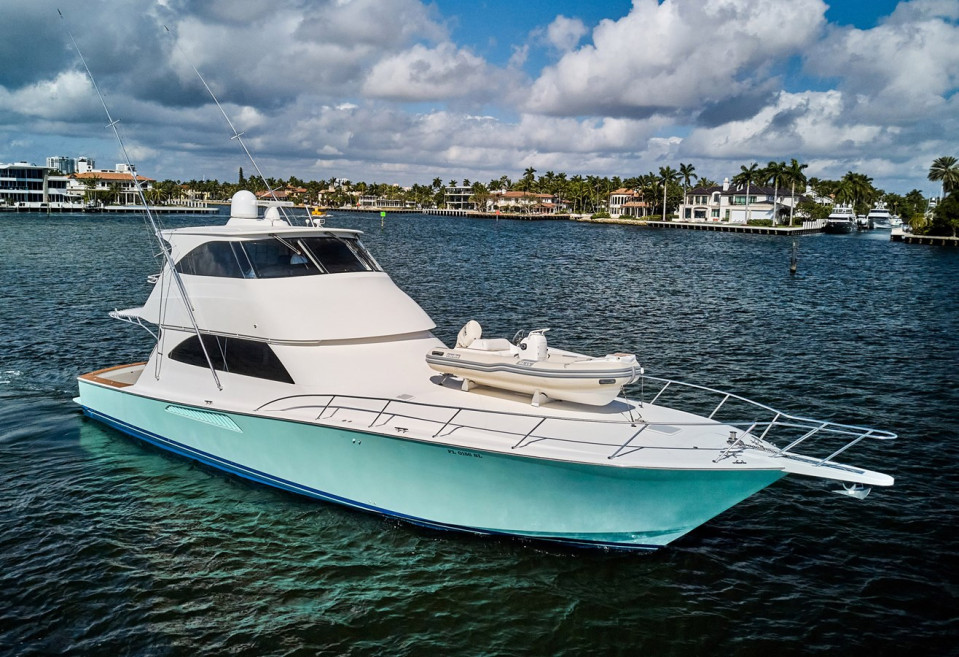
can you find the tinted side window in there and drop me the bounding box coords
[169,334,294,384]
[175,242,245,278]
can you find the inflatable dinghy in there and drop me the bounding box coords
[426,320,641,406]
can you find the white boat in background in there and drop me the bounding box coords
[75,190,897,551]
[866,202,897,229]
[824,204,857,234]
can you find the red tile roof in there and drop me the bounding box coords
[72,171,153,182]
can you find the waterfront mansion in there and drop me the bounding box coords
[1,159,153,210]
[678,178,804,225]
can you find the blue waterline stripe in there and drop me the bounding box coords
[78,404,660,552]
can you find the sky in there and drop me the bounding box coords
[1,0,956,196]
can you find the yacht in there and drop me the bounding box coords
[866,203,897,229]
[824,204,857,233]
[75,191,896,551]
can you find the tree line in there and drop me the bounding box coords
[140,157,958,235]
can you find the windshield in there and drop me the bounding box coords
[175,235,381,279]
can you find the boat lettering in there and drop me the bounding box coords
[447,448,482,459]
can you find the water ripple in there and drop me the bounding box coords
[1,214,956,655]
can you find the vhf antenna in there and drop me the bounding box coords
[163,25,293,223]
[59,9,222,390]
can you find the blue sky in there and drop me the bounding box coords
[1,0,956,195]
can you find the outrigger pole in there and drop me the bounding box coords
[162,25,293,224]
[58,9,223,390]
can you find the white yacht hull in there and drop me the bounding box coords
[76,376,785,550]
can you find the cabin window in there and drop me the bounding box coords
[174,236,381,279]
[242,238,321,278]
[175,242,247,278]
[299,237,373,273]
[169,334,294,384]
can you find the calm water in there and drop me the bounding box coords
[1,211,957,655]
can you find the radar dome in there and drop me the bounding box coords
[230,190,258,219]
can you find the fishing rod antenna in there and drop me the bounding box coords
[162,24,293,222]
[58,8,223,390]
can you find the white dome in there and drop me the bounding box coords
[230,190,258,219]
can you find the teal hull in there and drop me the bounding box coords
[76,381,786,550]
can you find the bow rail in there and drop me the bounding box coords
[254,374,895,475]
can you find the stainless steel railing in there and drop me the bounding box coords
[255,374,896,469]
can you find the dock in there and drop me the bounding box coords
[0,204,218,215]
[424,208,567,220]
[891,229,959,246]
[644,220,825,236]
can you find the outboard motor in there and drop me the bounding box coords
[520,328,549,361]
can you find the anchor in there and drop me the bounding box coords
[833,482,871,499]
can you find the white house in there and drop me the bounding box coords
[488,190,561,214]
[0,162,73,209]
[679,178,803,224]
[608,188,650,218]
[69,169,154,206]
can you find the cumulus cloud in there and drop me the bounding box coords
[362,43,500,101]
[546,16,588,51]
[0,71,100,122]
[804,1,959,122]
[1,0,956,194]
[525,0,827,118]
[682,91,890,159]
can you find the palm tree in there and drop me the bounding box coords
[785,159,808,226]
[679,162,697,208]
[928,156,959,199]
[764,161,787,225]
[108,182,123,206]
[841,171,878,215]
[658,166,680,221]
[834,178,855,205]
[732,163,761,223]
[521,167,536,192]
[469,181,490,212]
[81,175,100,207]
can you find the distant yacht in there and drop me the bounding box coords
[866,203,897,229]
[824,204,856,234]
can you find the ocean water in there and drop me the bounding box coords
[1,211,957,656]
